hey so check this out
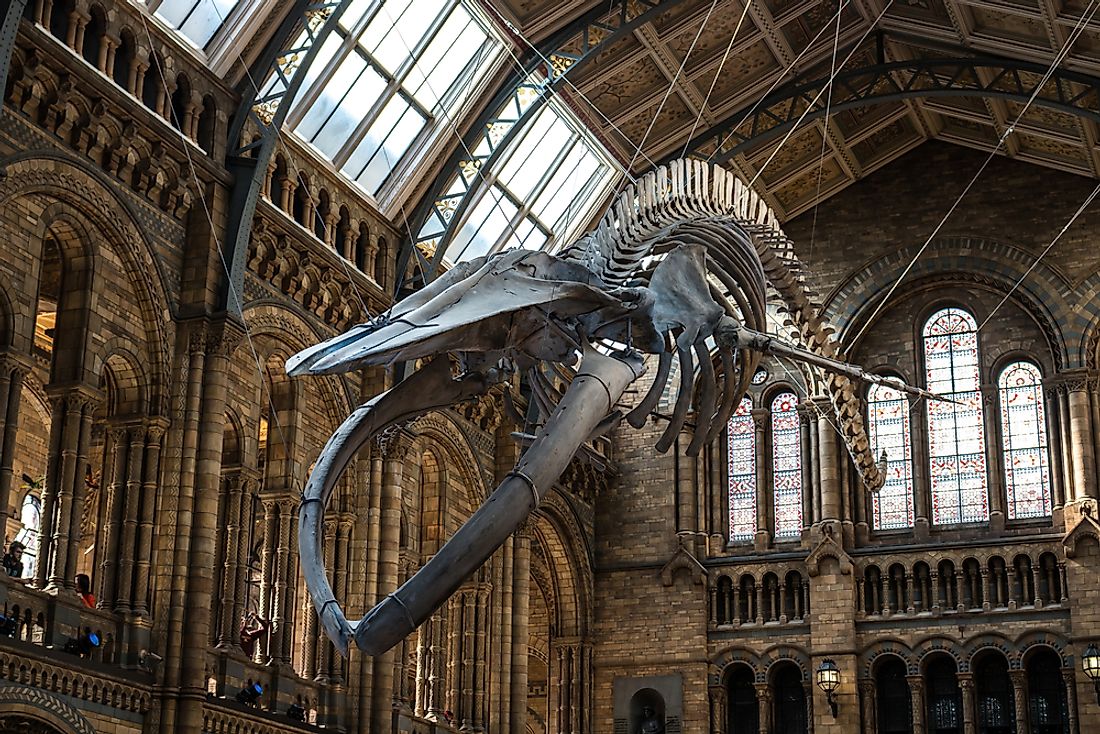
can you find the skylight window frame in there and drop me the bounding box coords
[283,0,500,201]
[442,94,621,265]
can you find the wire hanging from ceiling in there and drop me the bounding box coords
[846,0,1100,350]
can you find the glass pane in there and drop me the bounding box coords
[414,16,489,113]
[450,186,518,262]
[772,392,803,540]
[296,51,370,143]
[924,307,989,525]
[497,108,572,199]
[728,397,757,542]
[999,361,1051,519]
[364,0,438,74]
[156,0,239,47]
[867,384,915,530]
[346,97,427,193]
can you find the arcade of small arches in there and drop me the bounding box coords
[711,639,1075,734]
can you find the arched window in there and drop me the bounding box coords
[727,665,759,734]
[867,383,915,530]
[998,361,1051,519]
[923,307,988,525]
[925,656,962,734]
[875,657,913,734]
[15,493,41,578]
[1026,648,1069,734]
[771,392,802,540]
[728,396,756,542]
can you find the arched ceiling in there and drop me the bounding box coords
[490,0,1100,220]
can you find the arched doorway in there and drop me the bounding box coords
[875,656,913,733]
[974,652,1014,734]
[925,655,962,734]
[771,662,807,734]
[1026,648,1069,734]
[726,664,758,734]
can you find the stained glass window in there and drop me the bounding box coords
[867,383,914,530]
[998,361,1051,519]
[923,307,989,525]
[771,392,803,540]
[728,396,757,542]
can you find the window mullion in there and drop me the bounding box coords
[285,29,361,129]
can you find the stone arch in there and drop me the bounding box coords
[860,639,917,677]
[914,636,966,672]
[1017,631,1071,668]
[409,412,488,508]
[530,496,592,638]
[0,153,173,411]
[99,347,147,418]
[760,645,811,682]
[963,633,1018,669]
[824,237,1072,367]
[710,646,763,685]
[0,685,96,734]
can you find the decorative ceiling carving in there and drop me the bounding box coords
[492,0,1100,220]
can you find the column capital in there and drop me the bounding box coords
[0,350,33,377]
[376,424,414,460]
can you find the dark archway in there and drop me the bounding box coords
[876,656,913,734]
[1027,649,1070,734]
[974,652,1015,734]
[726,664,758,734]
[925,655,962,734]
[771,662,807,734]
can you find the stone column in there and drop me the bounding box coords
[216,470,244,647]
[1066,373,1097,501]
[958,674,976,734]
[752,409,770,549]
[115,423,147,609]
[908,675,925,734]
[0,355,30,529]
[1010,669,1029,734]
[510,525,532,732]
[99,426,128,607]
[818,406,841,524]
[133,421,165,616]
[709,684,727,734]
[1062,669,1079,734]
[755,683,771,734]
[981,385,1006,530]
[1043,384,1066,516]
[858,679,876,734]
[799,404,815,532]
[370,428,408,734]
[176,323,235,734]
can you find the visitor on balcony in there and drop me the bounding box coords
[75,573,96,608]
[2,541,26,580]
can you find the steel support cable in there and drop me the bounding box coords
[135,15,296,464]
[847,0,1100,350]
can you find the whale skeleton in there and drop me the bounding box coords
[287,159,941,657]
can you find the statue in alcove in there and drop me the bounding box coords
[637,705,664,734]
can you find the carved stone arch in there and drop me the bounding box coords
[539,491,595,633]
[709,646,763,685]
[760,645,811,682]
[530,498,591,638]
[0,153,173,411]
[0,685,97,734]
[1016,630,1071,667]
[964,633,1019,669]
[239,301,353,419]
[913,636,966,672]
[527,546,558,637]
[824,237,1072,368]
[97,344,148,419]
[860,639,917,677]
[408,412,487,506]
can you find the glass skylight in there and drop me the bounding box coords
[286,0,499,196]
[152,0,241,48]
[443,99,620,264]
